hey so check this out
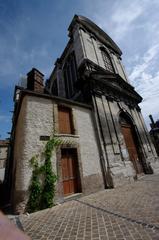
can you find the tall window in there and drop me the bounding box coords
[51,79,58,96]
[58,106,74,134]
[101,49,114,73]
[63,52,78,98]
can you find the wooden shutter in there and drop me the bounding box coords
[58,106,73,134]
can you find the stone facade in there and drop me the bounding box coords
[10,93,104,212]
[72,22,128,82]
[47,15,158,186]
[5,15,159,213]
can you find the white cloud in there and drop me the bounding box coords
[110,1,144,40]
[91,0,153,41]
[128,44,159,128]
[129,44,159,83]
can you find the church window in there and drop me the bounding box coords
[63,52,78,98]
[101,49,114,73]
[51,79,58,95]
[58,106,74,134]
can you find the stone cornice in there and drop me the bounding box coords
[87,70,142,104]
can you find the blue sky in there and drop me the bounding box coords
[0,0,159,139]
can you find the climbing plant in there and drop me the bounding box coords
[27,136,63,213]
[40,137,62,209]
[26,155,42,213]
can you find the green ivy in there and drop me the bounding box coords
[27,156,42,212]
[27,136,62,213]
[40,138,62,209]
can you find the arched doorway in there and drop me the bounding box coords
[119,112,144,174]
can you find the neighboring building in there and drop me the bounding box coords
[149,115,159,156]
[0,140,9,182]
[5,15,159,213]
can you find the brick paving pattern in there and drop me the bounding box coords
[15,174,159,239]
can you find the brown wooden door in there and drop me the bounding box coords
[61,149,79,196]
[121,124,143,174]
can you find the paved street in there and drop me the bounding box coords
[14,174,159,239]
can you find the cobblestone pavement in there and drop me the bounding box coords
[15,174,159,239]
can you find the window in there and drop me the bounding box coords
[51,79,58,96]
[63,52,78,98]
[58,106,74,134]
[101,49,114,73]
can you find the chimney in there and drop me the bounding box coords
[27,68,44,93]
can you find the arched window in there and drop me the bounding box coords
[101,49,114,73]
[63,52,78,98]
[51,79,58,96]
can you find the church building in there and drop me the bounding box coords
[5,15,159,213]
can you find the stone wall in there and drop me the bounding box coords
[0,141,8,182]
[52,102,104,200]
[13,95,104,212]
[13,95,54,212]
[75,106,104,193]
[0,146,7,168]
[12,93,159,213]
